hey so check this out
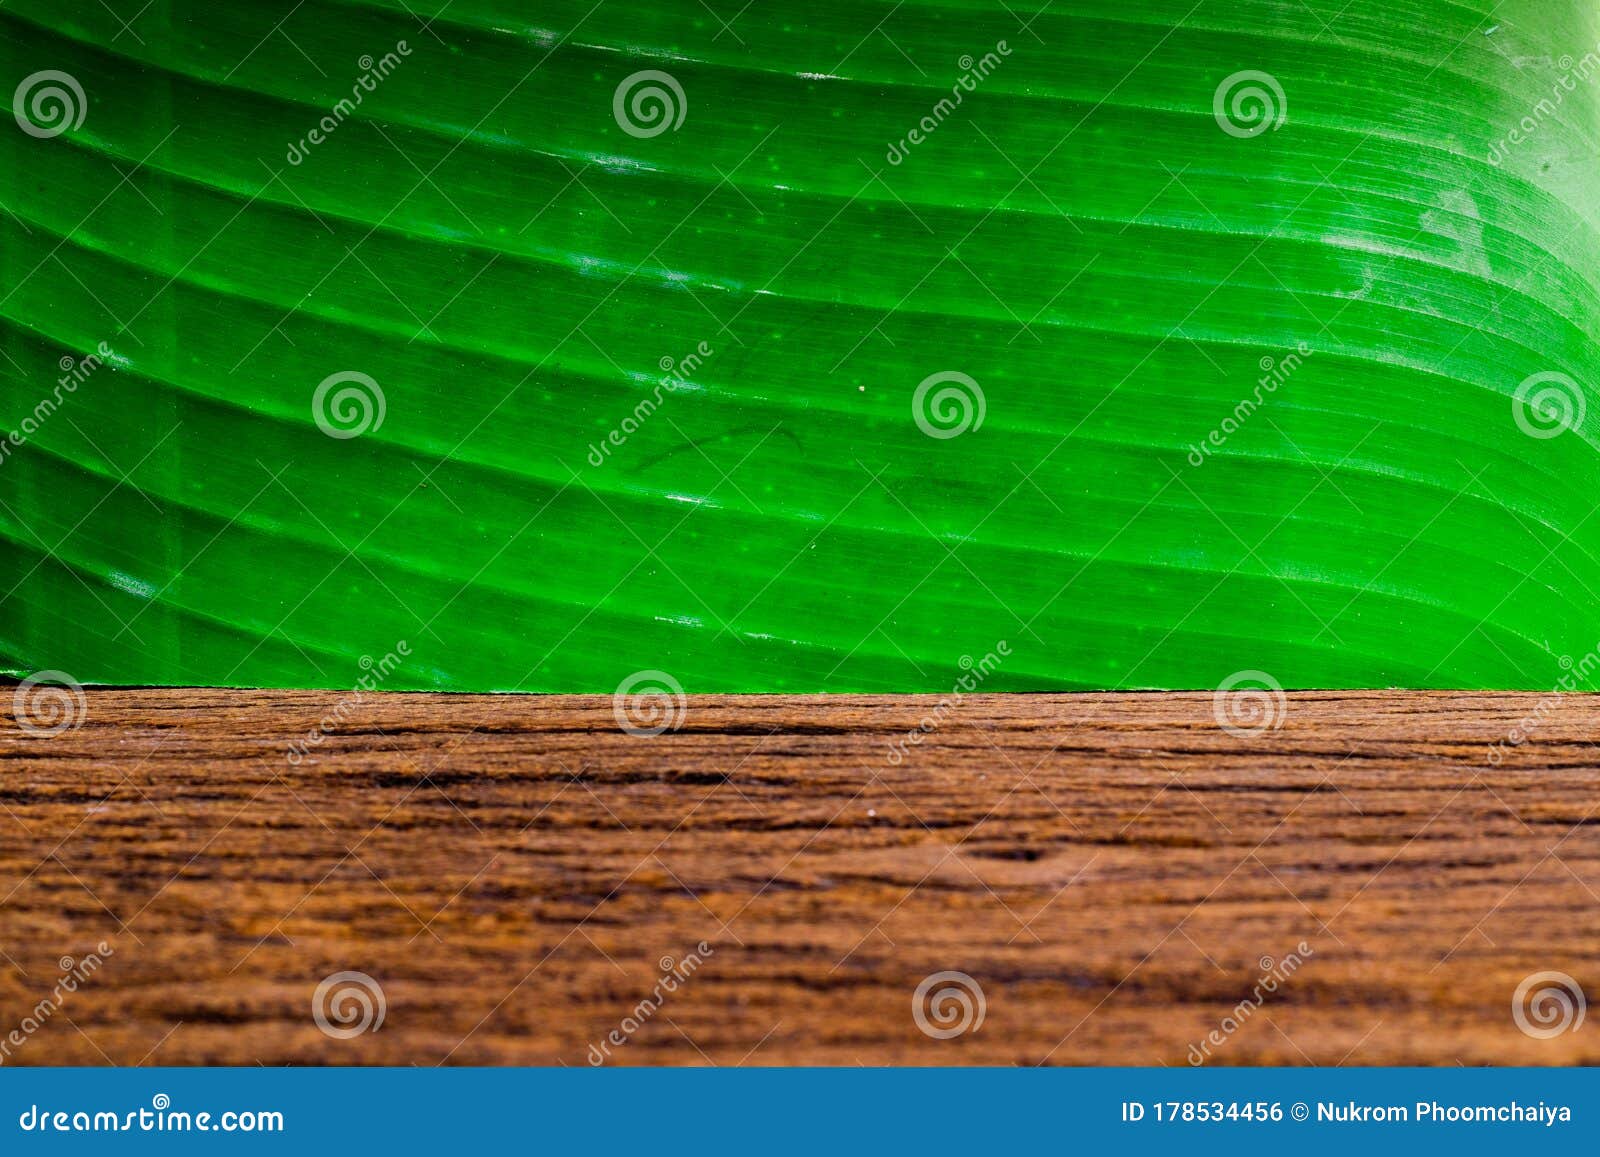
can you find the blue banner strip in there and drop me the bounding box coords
[2,1068,1593,1153]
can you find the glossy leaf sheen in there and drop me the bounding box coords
[2,0,1598,691]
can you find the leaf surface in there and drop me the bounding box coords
[2,0,1598,691]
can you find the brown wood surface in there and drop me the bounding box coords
[1,689,1597,1066]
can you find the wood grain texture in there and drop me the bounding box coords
[1,689,1597,1067]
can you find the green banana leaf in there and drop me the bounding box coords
[2,0,1599,693]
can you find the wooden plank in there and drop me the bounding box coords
[1,689,1596,1066]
